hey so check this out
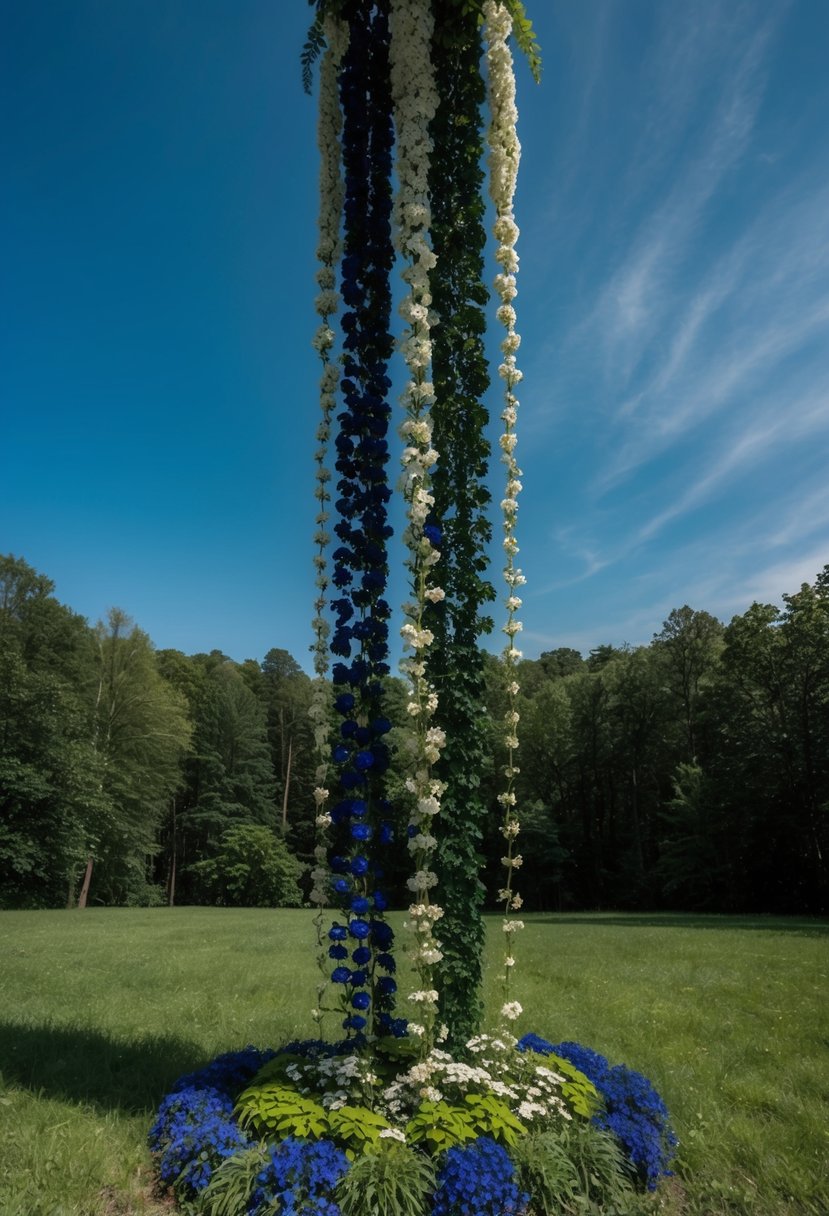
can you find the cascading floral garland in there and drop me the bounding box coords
[485,0,527,1031]
[322,0,400,1039]
[388,0,446,1054]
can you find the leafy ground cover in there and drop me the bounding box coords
[0,909,826,1215]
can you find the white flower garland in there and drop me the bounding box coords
[485,0,526,1032]
[309,13,348,1033]
[389,0,444,1052]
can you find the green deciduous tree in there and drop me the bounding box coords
[157,650,279,904]
[0,555,106,908]
[90,609,192,905]
[652,606,723,761]
[187,823,303,907]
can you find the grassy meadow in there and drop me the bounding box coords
[0,909,826,1216]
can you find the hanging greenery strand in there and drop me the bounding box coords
[425,1,495,1049]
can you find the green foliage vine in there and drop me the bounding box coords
[425,3,495,1048]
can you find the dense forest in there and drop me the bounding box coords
[1,553,826,914]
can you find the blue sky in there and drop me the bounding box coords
[3,0,828,669]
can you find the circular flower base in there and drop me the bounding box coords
[149,1033,676,1215]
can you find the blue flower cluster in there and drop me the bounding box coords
[169,1046,276,1097]
[517,1035,677,1189]
[250,1137,349,1216]
[149,1049,276,1198]
[324,0,400,1039]
[148,1085,249,1196]
[433,1137,528,1216]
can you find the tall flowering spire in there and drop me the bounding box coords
[484,0,526,1032]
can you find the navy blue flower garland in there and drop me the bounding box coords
[326,0,401,1039]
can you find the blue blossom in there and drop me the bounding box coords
[518,1035,677,1189]
[149,1084,250,1199]
[250,1137,349,1216]
[371,920,393,949]
[433,1137,528,1216]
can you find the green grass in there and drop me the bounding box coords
[1,909,827,1215]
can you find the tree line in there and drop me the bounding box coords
[1,552,826,914]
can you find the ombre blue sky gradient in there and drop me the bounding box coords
[3,0,828,667]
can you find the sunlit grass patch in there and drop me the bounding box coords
[1,909,826,1215]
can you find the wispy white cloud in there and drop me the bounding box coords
[636,383,829,541]
[579,7,780,383]
[586,169,829,492]
[737,548,829,606]
[516,0,829,658]
[764,484,829,548]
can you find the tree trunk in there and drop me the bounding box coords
[167,801,177,906]
[281,736,293,831]
[77,856,94,908]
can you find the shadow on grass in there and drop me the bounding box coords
[0,1021,208,1114]
[526,912,829,936]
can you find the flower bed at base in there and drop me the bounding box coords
[149,1033,676,1216]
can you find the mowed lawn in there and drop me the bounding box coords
[0,909,826,1216]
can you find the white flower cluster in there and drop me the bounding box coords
[281,1050,380,1113]
[485,1,526,1031]
[379,1039,571,1131]
[309,14,349,1034]
[389,0,445,1053]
